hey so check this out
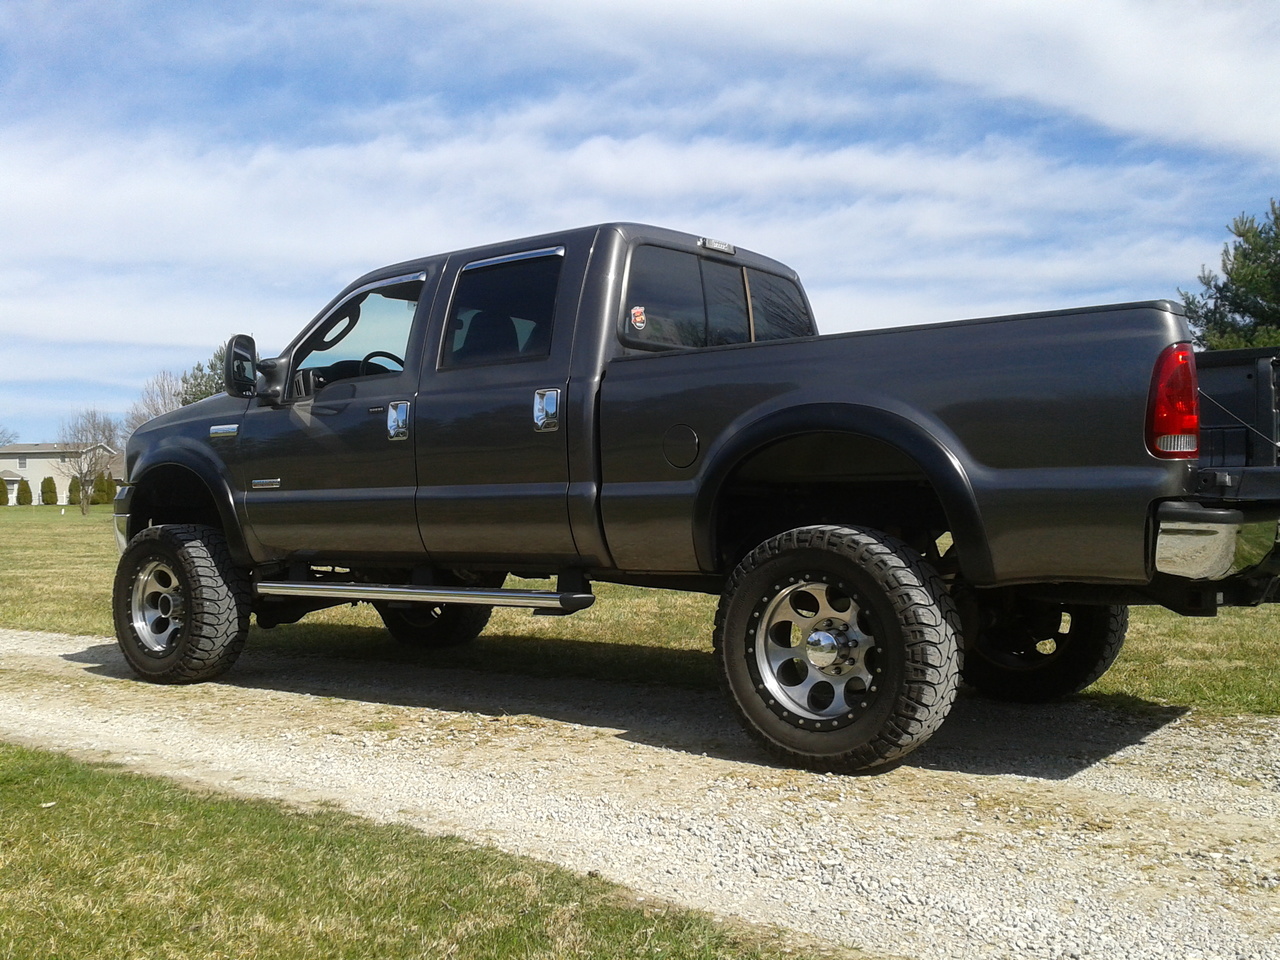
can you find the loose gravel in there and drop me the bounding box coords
[1,627,1278,960]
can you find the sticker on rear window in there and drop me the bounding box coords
[630,306,647,331]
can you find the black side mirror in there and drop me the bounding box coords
[224,334,258,399]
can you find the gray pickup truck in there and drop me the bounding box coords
[112,221,1280,772]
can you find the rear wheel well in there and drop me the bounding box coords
[711,432,951,571]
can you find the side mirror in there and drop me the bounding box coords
[224,334,258,399]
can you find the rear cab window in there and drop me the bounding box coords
[622,243,814,352]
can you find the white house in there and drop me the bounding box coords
[0,443,123,505]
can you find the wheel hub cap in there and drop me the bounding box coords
[130,559,186,654]
[753,578,879,727]
[804,630,843,668]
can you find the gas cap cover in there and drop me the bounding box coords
[662,424,700,469]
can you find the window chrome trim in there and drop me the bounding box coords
[462,246,565,272]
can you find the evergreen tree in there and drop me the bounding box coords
[68,476,80,506]
[0,481,7,506]
[1183,199,1280,349]
[178,344,228,405]
[91,473,112,505]
[16,479,32,506]
[40,476,57,505]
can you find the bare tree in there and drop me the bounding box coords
[58,409,120,515]
[0,424,15,446]
[125,369,183,435]
[122,347,227,437]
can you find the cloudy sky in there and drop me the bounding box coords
[1,0,1277,443]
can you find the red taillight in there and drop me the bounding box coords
[1147,342,1199,459]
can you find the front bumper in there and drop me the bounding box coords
[113,484,132,554]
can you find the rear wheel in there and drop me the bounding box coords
[715,525,961,773]
[961,594,1128,702]
[113,524,250,683]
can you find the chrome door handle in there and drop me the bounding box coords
[533,389,559,433]
[387,401,409,441]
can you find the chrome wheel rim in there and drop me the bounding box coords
[751,577,880,729]
[130,559,186,653]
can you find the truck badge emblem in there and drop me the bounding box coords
[630,306,647,331]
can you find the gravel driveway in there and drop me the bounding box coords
[1,627,1277,960]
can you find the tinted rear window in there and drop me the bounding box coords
[624,245,811,350]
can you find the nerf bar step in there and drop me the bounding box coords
[255,581,595,612]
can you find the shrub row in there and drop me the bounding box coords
[2,474,116,507]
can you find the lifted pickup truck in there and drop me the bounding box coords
[113,222,1280,773]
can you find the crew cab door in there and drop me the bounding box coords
[413,245,581,565]
[232,271,434,561]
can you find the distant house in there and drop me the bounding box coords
[0,443,123,505]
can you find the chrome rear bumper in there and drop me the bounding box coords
[1155,502,1280,580]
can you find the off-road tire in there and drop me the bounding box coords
[374,602,492,648]
[962,599,1128,702]
[113,524,251,684]
[715,525,961,773]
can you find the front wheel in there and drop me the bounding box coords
[113,524,251,683]
[715,525,961,773]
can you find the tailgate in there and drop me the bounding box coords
[1198,346,1280,502]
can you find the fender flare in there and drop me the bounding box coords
[692,402,995,583]
[123,437,252,567]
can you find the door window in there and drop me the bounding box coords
[440,250,563,369]
[292,276,423,397]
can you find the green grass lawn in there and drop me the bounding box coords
[0,743,823,960]
[1,504,1277,714]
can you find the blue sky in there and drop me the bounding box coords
[1,0,1277,443]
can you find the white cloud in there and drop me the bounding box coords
[0,108,1225,351]
[506,0,1280,159]
[0,0,1271,442]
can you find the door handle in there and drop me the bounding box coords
[533,389,559,433]
[387,401,409,441]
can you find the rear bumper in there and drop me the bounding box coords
[1155,501,1280,580]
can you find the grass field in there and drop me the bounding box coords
[1,504,1277,714]
[0,743,819,960]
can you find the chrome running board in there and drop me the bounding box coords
[255,581,595,612]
